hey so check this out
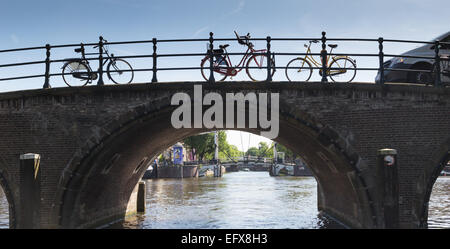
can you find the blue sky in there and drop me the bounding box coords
[1,0,449,148]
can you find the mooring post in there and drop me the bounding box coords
[208,32,215,83]
[97,36,104,86]
[152,38,158,83]
[378,37,385,85]
[136,181,146,213]
[43,44,51,89]
[18,153,41,229]
[376,148,399,228]
[321,31,328,83]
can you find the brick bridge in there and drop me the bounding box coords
[0,82,448,229]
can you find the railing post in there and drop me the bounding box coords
[43,44,51,89]
[321,31,328,83]
[208,32,215,83]
[378,37,385,85]
[434,40,441,87]
[152,38,158,83]
[266,36,272,82]
[97,36,104,86]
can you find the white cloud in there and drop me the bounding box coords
[192,26,209,38]
[10,34,19,44]
[229,0,245,15]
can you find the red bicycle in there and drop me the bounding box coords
[200,31,275,81]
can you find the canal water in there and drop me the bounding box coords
[117,172,339,229]
[0,172,448,229]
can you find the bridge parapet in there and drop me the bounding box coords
[1,31,450,91]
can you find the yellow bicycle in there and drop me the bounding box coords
[285,40,356,82]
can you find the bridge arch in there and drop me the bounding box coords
[0,170,16,228]
[54,98,376,229]
[419,138,450,228]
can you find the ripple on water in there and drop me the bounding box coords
[0,172,447,229]
[428,177,450,229]
[0,188,9,229]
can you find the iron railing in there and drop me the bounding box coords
[0,31,449,89]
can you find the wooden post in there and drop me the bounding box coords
[18,153,41,229]
[377,148,399,228]
[136,181,146,213]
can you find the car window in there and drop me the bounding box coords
[435,35,450,50]
[441,35,450,43]
[440,35,450,49]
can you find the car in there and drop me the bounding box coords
[375,31,450,85]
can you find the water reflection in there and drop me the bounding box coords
[0,187,8,229]
[0,173,446,229]
[116,172,340,229]
[428,177,450,229]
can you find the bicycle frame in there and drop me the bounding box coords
[300,42,349,76]
[215,46,267,76]
[69,44,117,82]
[82,46,114,71]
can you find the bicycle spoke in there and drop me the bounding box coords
[107,59,134,84]
[329,57,356,83]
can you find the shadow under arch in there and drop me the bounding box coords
[54,103,377,229]
[419,138,450,228]
[0,171,16,229]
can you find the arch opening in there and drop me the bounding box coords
[57,106,375,229]
[115,130,349,229]
[0,186,8,229]
[0,173,14,229]
[424,153,450,229]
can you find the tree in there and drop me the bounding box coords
[257,142,271,158]
[183,131,243,161]
[246,147,259,156]
[276,143,295,161]
[183,133,215,161]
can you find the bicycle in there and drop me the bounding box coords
[431,54,450,85]
[285,40,357,83]
[61,37,134,87]
[200,31,275,82]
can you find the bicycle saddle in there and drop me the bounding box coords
[74,48,83,53]
[328,44,338,48]
[219,44,230,49]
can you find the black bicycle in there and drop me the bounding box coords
[61,37,134,87]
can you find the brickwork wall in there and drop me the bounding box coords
[0,82,447,228]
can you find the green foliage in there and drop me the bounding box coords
[276,143,295,160]
[246,147,259,156]
[183,131,243,161]
[182,132,296,162]
[244,142,273,158]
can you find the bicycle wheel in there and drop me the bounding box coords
[328,57,357,83]
[107,59,134,84]
[62,60,91,87]
[285,58,313,82]
[246,54,275,82]
[200,56,229,82]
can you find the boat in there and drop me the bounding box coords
[440,165,450,176]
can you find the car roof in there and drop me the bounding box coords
[432,31,450,41]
